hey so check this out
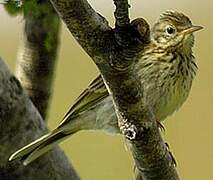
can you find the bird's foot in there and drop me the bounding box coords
[156,120,165,132]
[165,142,177,167]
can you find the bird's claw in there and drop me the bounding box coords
[169,151,177,167]
[156,120,165,132]
[165,142,177,167]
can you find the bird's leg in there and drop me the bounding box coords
[156,119,165,132]
[165,142,177,167]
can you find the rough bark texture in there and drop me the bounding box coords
[114,0,130,27]
[16,0,60,119]
[49,0,180,179]
[0,58,79,179]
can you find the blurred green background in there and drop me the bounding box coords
[0,0,212,179]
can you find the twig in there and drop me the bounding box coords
[113,0,130,27]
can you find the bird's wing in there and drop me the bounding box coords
[58,74,109,127]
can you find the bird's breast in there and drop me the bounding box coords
[136,50,196,121]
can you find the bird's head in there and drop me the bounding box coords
[151,11,203,52]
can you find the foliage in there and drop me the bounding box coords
[3,0,23,16]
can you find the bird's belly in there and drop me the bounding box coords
[155,81,191,121]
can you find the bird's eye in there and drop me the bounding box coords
[166,26,175,34]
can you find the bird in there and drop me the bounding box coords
[9,10,202,165]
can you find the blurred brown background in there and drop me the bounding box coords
[0,0,212,179]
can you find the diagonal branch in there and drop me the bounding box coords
[0,57,79,180]
[128,120,179,180]
[50,0,111,57]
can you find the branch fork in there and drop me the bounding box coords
[1,0,181,179]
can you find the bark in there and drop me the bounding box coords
[0,58,79,179]
[49,0,180,179]
[16,0,60,119]
[114,0,130,27]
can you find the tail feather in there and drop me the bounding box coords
[9,130,71,165]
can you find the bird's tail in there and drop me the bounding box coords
[9,129,72,166]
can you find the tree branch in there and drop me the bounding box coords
[15,0,60,120]
[46,0,180,179]
[49,0,111,57]
[128,121,179,180]
[113,0,130,27]
[0,57,79,179]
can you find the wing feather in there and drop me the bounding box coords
[58,75,108,127]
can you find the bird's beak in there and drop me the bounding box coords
[183,25,203,35]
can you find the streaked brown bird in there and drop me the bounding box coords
[9,10,202,165]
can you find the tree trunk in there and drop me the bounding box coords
[16,0,60,120]
[0,58,80,180]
